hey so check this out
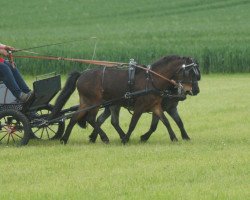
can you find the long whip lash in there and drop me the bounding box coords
[13,37,97,52]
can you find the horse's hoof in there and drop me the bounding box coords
[89,138,96,143]
[140,135,149,142]
[60,138,67,145]
[121,140,126,145]
[100,136,110,144]
[89,135,96,143]
[182,136,191,140]
[121,136,129,144]
[171,137,178,142]
[103,139,109,144]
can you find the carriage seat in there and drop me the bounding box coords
[0,81,17,104]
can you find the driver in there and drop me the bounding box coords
[0,43,33,103]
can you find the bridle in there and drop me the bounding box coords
[173,60,200,96]
[175,60,200,84]
[139,59,200,97]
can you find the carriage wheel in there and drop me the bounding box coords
[0,110,31,146]
[30,104,65,140]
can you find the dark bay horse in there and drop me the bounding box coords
[51,55,199,144]
[88,58,200,142]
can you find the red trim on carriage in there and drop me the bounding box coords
[0,58,4,63]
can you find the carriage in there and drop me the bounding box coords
[0,73,73,146]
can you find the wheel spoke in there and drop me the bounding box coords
[13,132,23,139]
[32,128,40,134]
[0,133,8,141]
[10,134,16,143]
[3,117,7,124]
[45,128,50,139]
[40,128,45,139]
[47,126,57,134]
[7,133,11,144]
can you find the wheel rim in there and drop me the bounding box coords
[0,115,25,145]
[31,108,63,140]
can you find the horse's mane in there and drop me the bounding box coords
[151,55,182,68]
[151,55,199,69]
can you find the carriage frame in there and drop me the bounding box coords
[0,73,76,146]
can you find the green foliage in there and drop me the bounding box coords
[0,75,249,199]
[1,0,250,74]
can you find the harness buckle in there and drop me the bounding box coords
[124,92,131,99]
[129,58,137,66]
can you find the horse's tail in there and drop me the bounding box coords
[50,71,81,119]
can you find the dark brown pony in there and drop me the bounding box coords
[51,55,198,144]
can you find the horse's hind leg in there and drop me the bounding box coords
[140,114,160,142]
[88,108,109,144]
[167,107,190,140]
[61,105,88,144]
[110,106,126,139]
[122,110,142,144]
[89,106,111,142]
[60,113,79,144]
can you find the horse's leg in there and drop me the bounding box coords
[88,108,110,144]
[122,110,142,144]
[60,113,80,144]
[154,107,178,142]
[167,107,190,140]
[110,106,126,139]
[88,106,111,142]
[88,122,109,144]
[140,113,160,142]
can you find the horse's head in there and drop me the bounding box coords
[173,57,201,96]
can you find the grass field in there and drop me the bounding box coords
[1,0,250,73]
[0,74,249,199]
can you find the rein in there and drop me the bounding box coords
[13,54,126,67]
[135,64,178,86]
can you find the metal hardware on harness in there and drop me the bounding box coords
[129,58,137,66]
[176,83,184,95]
[146,65,151,73]
[127,58,137,99]
[101,66,107,91]
[145,65,151,90]
[177,83,184,95]
[179,62,200,82]
[128,58,137,85]
[124,92,131,99]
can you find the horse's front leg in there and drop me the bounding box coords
[140,113,160,142]
[154,107,178,142]
[122,110,142,144]
[167,107,190,140]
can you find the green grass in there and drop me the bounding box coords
[1,0,250,74]
[0,74,249,199]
